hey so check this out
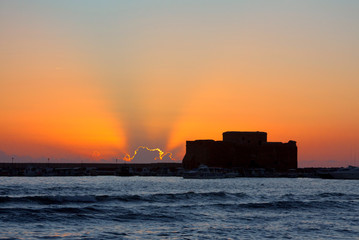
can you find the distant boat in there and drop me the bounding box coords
[183,165,237,179]
[319,166,359,180]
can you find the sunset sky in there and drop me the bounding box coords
[1,1,358,167]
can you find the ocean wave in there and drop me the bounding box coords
[0,191,248,205]
[0,195,98,204]
[1,192,356,209]
[280,192,359,201]
[0,205,184,223]
[1,199,355,224]
[317,192,349,198]
[213,199,356,210]
[0,206,107,223]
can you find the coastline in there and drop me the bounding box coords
[0,162,345,178]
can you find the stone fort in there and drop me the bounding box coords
[182,131,297,171]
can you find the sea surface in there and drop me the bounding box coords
[0,176,358,239]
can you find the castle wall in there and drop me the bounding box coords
[256,141,297,170]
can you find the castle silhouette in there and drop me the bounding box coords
[182,131,297,171]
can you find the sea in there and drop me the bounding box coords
[0,176,358,240]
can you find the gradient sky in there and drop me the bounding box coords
[1,1,359,167]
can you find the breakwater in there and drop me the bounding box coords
[0,162,182,176]
[0,162,338,178]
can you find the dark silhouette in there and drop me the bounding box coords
[182,131,297,171]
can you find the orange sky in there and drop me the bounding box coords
[1,1,359,167]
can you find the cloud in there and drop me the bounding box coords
[124,146,175,163]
